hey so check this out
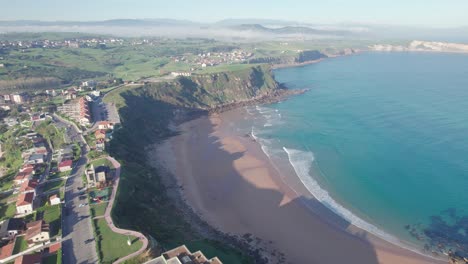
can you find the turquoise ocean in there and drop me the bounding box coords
[244,52,468,255]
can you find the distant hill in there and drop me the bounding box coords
[231,24,352,36]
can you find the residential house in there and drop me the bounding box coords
[62,89,77,100]
[95,138,105,151]
[27,153,45,165]
[59,146,74,160]
[25,220,49,245]
[58,159,72,172]
[144,245,223,264]
[97,121,114,130]
[57,97,91,126]
[49,195,61,206]
[94,129,107,140]
[14,169,33,185]
[14,253,42,264]
[0,241,14,260]
[90,90,101,97]
[95,166,110,181]
[19,180,38,196]
[30,113,46,122]
[85,164,107,187]
[11,93,26,104]
[0,218,25,241]
[16,192,34,215]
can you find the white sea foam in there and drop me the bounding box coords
[282,147,418,250]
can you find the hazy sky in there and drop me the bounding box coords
[1,0,467,27]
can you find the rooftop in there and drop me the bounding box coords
[16,192,34,206]
[19,179,39,193]
[14,253,42,264]
[58,159,73,168]
[25,220,49,241]
[0,241,14,260]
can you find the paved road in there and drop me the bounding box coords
[58,118,99,264]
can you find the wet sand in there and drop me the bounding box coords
[151,109,446,264]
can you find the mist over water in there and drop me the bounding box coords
[247,52,468,255]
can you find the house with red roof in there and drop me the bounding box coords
[13,170,33,185]
[58,159,73,172]
[97,121,114,130]
[16,193,34,215]
[0,240,15,260]
[25,220,49,245]
[94,129,107,140]
[19,180,39,196]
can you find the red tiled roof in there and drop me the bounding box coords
[14,171,33,182]
[95,130,106,136]
[19,179,38,193]
[25,220,49,242]
[16,192,34,206]
[0,241,14,259]
[48,242,61,253]
[35,149,48,154]
[58,159,72,168]
[20,164,35,172]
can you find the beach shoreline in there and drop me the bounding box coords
[149,107,447,264]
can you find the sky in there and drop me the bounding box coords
[1,0,468,28]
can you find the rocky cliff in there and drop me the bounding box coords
[136,65,288,110]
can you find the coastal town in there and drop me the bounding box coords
[0,78,226,263]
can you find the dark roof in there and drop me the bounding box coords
[95,166,109,173]
[14,253,42,264]
[7,218,25,231]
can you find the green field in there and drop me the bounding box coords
[0,32,377,94]
[93,218,143,264]
[0,193,16,220]
[42,205,62,237]
[89,157,114,169]
[90,202,108,218]
[42,179,65,193]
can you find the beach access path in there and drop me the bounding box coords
[103,156,149,264]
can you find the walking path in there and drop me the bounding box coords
[103,156,149,264]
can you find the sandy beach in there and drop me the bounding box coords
[150,109,447,264]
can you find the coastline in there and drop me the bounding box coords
[149,108,447,264]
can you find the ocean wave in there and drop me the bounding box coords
[282,147,407,248]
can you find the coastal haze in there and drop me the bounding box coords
[0,1,467,264]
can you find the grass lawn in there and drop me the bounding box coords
[93,218,143,264]
[42,179,65,193]
[89,157,114,169]
[12,236,28,254]
[43,205,62,237]
[42,249,62,264]
[90,202,108,218]
[0,202,16,221]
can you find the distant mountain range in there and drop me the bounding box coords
[0,19,467,42]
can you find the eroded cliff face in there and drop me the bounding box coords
[138,65,282,109]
